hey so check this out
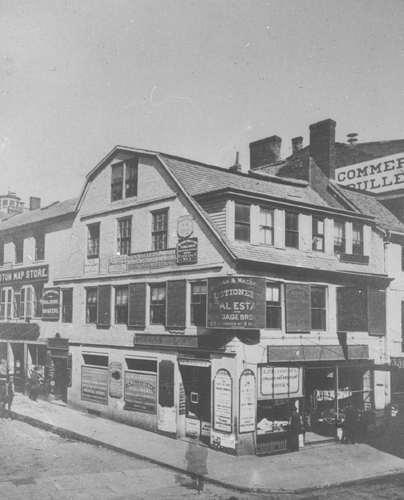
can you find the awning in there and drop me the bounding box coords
[267,345,369,363]
[0,322,40,341]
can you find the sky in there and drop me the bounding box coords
[1,0,404,207]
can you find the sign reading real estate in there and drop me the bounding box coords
[42,288,60,321]
[127,249,177,271]
[177,238,198,264]
[207,276,266,329]
[124,372,157,413]
[259,366,303,400]
[81,366,108,405]
[213,369,232,433]
[0,264,49,285]
[336,152,404,194]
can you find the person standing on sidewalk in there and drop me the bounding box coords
[342,403,357,444]
[185,436,208,493]
[6,377,14,418]
[29,366,40,402]
[288,405,303,451]
[0,379,7,419]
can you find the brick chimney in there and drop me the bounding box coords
[291,136,303,153]
[249,135,281,169]
[29,196,41,211]
[309,119,336,180]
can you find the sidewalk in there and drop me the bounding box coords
[9,394,404,494]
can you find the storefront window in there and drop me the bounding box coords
[191,282,207,326]
[311,286,326,330]
[266,284,281,329]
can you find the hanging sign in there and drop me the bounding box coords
[259,366,303,400]
[239,369,256,433]
[42,288,60,321]
[213,369,232,432]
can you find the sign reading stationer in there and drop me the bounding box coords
[207,276,266,329]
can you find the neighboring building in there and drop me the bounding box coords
[1,124,404,457]
[0,191,38,219]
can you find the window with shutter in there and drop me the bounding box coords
[128,283,146,327]
[97,285,111,326]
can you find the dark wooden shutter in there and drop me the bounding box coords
[166,280,186,328]
[97,285,111,326]
[369,288,386,336]
[158,360,175,407]
[128,282,146,327]
[337,286,368,332]
[285,283,311,333]
[13,286,21,318]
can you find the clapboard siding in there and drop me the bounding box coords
[200,199,227,234]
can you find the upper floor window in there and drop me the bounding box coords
[0,288,13,319]
[20,286,34,318]
[150,284,166,325]
[312,217,324,252]
[87,223,100,259]
[62,289,73,323]
[352,225,363,255]
[115,286,128,324]
[266,283,282,329]
[14,235,23,264]
[86,288,98,323]
[285,212,298,248]
[235,203,250,242]
[152,209,168,250]
[334,221,345,254]
[1,200,7,208]
[34,286,43,317]
[191,281,207,327]
[117,218,131,255]
[311,286,326,330]
[35,231,45,261]
[0,238,4,266]
[259,208,274,245]
[111,158,139,202]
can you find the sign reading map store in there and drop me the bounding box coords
[336,152,404,194]
[207,276,266,329]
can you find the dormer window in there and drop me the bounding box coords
[352,225,363,255]
[259,208,274,245]
[285,212,298,248]
[312,217,324,252]
[235,203,250,242]
[111,158,138,202]
[334,221,345,254]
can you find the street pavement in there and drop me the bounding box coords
[8,393,404,494]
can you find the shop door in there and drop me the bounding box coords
[11,344,24,392]
[53,357,69,403]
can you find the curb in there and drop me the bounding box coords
[10,410,404,495]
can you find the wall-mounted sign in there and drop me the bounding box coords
[124,371,157,413]
[259,366,303,400]
[177,238,198,265]
[109,362,123,399]
[337,286,368,332]
[134,334,199,349]
[201,421,211,437]
[186,418,200,438]
[0,264,49,285]
[47,338,69,350]
[207,276,266,329]
[336,152,404,193]
[178,359,211,368]
[179,382,186,415]
[177,215,193,238]
[285,284,311,333]
[239,369,256,433]
[81,366,108,405]
[127,249,177,271]
[84,258,100,275]
[213,369,232,433]
[42,288,60,321]
[109,255,127,273]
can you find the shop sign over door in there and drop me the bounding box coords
[0,264,49,285]
[207,276,266,329]
[259,366,303,400]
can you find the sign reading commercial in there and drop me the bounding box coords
[127,249,177,271]
[336,152,404,194]
[213,369,232,433]
[177,238,198,264]
[42,288,60,321]
[81,366,108,404]
[239,370,256,433]
[207,276,266,329]
[259,366,303,400]
[124,372,157,413]
[0,264,49,285]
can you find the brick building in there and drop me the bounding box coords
[1,122,404,456]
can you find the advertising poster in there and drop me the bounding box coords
[124,371,157,413]
[213,369,232,432]
[81,366,108,405]
[239,369,256,433]
[109,362,123,399]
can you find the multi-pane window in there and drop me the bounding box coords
[20,287,33,318]
[266,284,282,329]
[191,282,207,326]
[35,231,45,261]
[87,224,100,259]
[34,286,43,317]
[62,289,73,323]
[334,221,345,254]
[150,285,166,325]
[352,225,363,255]
[311,286,326,330]
[235,203,250,242]
[0,288,13,319]
[14,235,23,264]
[115,286,128,324]
[285,212,299,248]
[259,208,274,245]
[312,218,324,252]
[86,288,98,323]
[111,158,139,202]
[152,210,168,250]
[117,218,131,255]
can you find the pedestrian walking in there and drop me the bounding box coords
[6,378,14,418]
[185,437,208,493]
[29,366,40,402]
[342,403,357,444]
